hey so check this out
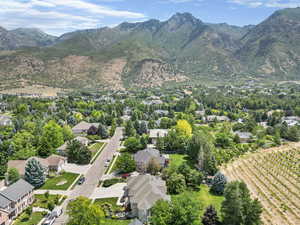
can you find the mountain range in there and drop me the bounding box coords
[0,7,299,90]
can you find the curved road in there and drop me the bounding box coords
[53,127,123,225]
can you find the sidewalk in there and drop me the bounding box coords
[34,190,71,196]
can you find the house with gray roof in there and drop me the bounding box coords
[124,174,170,223]
[0,115,12,127]
[149,129,169,145]
[0,179,34,225]
[206,115,230,122]
[72,121,99,135]
[134,148,168,173]
[234,131,252,143]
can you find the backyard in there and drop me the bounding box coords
[40,172,79,190]
[13,212,44,225]
[196,184,224,215]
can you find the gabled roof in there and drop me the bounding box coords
[0,194,11,209]
[126,174,170,211]
[134,148,165,165]
[72,121,99,131]
[149,129,168,138]
[0,179,34,202]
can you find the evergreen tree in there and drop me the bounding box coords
[24,158,45,188]
[222,181,262,225]
[202,205,220,225]
[138,121,148,135]
[0,152,8,177]
[211,171,227,195]
[98,123,109,139]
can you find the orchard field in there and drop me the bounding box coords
[222,143,300,225]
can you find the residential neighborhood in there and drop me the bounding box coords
[0,84,299,225]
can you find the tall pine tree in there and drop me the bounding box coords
[24,158,45,188]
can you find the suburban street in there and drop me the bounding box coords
[53,127,123,225]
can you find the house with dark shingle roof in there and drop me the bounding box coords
[124,174,170,223]
[0,179,34,225]
[134,148,168,173]
[72,121,99,135]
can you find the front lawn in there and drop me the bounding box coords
[90,142,105,155]
[90,142,106,163]
[33,194,65,208]
[94,197,123,211]
[95,198,130,225]
[13,212,44,225]
[40,172,79,190]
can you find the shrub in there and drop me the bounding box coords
[103,178,124,188]
[210,171,227,195]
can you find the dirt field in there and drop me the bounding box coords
[0,85,69,97]
[222,143,300,225]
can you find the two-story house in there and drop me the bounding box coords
[0,179,34,225]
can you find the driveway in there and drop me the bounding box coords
[53,127,124,225]
[62,163,91,175]
[91,183,126,200]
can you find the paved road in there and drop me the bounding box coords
[53,127,123,225]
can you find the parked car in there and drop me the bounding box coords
[78,175,85,185]
[43,206,63,225]
[121,173,131,179]
[52,206,63,217]
[43,213,55,225]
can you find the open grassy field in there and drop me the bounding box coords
[222,143,300,225]
[40,172,79,190]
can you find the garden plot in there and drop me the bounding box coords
[222,143,300,225]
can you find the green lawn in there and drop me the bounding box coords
[90,142,106,163]
[100,219,131,225]
[40,172,79,190]
[169,154,187,168]
[13,212,44,225]
[193,185,225,216]
[33,194,64,208]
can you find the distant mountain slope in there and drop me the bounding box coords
[236,7,300,77]
[0,8,300,90]
[0,27,56,50]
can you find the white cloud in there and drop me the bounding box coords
[228,0,300,8]
[0,0,145,35]
[160,0,203,3]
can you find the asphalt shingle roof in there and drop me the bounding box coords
[0,179,34,202]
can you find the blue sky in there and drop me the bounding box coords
[1,0,300,36]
